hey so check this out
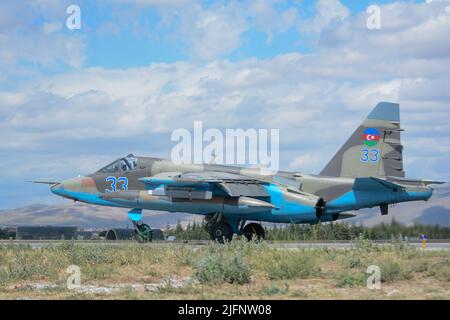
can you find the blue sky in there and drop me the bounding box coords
[1,0,449,209]
[44,0,411,68]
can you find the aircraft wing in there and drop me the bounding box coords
[139,171,270,198]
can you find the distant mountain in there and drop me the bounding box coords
[418,206,450,226]
[1,184,449,229]
[0,202,202,229]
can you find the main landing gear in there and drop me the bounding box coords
[205,214,265,243]
[241,223,265,241]
[128,209,153,243]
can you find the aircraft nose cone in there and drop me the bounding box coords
[50,183,63,195]
[50,176,97,198]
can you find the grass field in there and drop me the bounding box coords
[0,237,449,300]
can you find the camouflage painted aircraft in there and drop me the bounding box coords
[36,102,443,242]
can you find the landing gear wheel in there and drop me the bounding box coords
[242,223,265,241]
[210,221,233,243]
[133,221,153,243]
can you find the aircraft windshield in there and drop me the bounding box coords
[97,154,138,173]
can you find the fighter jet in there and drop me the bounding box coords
[36,102,444,242]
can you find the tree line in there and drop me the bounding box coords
[164,218,450,241]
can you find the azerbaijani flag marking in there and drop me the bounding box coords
[362,128,381,147]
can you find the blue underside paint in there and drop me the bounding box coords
[128,209,142,222]
[253,184,317,223]
[328,189,432,213]
[51,188,120,207]
[51,183,433,225]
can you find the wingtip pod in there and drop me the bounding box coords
[367,101,400,122]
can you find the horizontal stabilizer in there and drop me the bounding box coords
[386,176,446,187]
[353,177,404,192]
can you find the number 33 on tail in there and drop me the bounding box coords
[361,148,379,163]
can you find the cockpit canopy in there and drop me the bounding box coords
[97,154,139,173]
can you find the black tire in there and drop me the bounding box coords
[242,223,265,241]
[134,223,153,243]
[210,221,233,243]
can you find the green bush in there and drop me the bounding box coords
[412,259,430,273]
[0,246,64,283]
[0,268,11,286]
[334,272,363,288]
[193,247,252,285]
[173,245,198,267]
[261,284,289,296]
[427,259,450,282]
[378,260,412,283]
[344,254,365,269]
[353,235,377,252]
[264,251,318,280]
[62,243,117,266]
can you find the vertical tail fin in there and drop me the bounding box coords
[320,102,405,178]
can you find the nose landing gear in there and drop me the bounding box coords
[133,221,153,243]
[128,209,153,243]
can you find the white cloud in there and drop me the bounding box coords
[0,92,28,107]
[320,1,450,60]
[2,49,448,180]
[100,0,302,60]
[111,0,191,5]
[289,154,318,171]
[301,0,350,33]
[1,0,450,208]
[180,3,248,60]
[0,1,86,78]
[43,21,63,34]
[249,0,299,44]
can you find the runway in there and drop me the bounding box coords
[0,240,449,250]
